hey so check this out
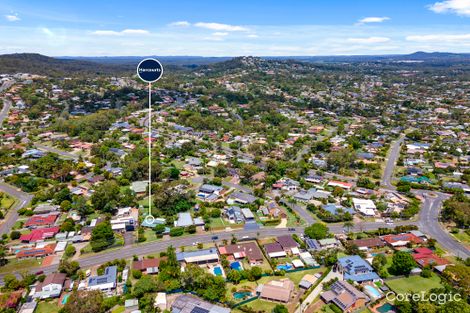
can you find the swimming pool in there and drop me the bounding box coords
[364,285,382,299]
[230,261,242,271]
[377,303,396,313]
[233,291,251,300]
[276,263,293,271]
[61,294,70,305]
[213,266,223,276]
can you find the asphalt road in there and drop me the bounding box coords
[281,198,316,225]
[34,143,79,161]
[0,183,33,236]
[0,220,411,281]
[381,135,405,189]
[417,191,470,259]
[0,80,15,126]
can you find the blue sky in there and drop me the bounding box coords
[1,0,470,56]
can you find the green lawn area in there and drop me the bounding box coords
[452,230,470,246]
[143,229,159,242]
[36,301,60,313]
[111,306,125,313]
[240,299,277,312]
[0,195,15,210]
[209,217,226,230]
[285,267,325,284]
[285,208,306,227]
[0,258,42,274]
[386,273,443,294]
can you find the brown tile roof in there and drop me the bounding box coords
[260,279,294,303]
[218,242,263,262]
[276,235,298,250]
[349,237,385,248]
[132,257,166,271]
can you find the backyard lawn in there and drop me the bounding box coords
[386,273,443,294]
[240,299,277,313]
[36,301,60,313]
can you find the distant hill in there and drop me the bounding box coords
[1,52,469,76]
[0,53,133,76]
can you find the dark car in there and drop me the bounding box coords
[211,236,219,240]
[288,228,296,231]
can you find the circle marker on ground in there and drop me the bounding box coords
[144,215,155,225]
[137,58,163,83]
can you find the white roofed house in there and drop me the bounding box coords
[33,273,67,299]
[352,198,376,216]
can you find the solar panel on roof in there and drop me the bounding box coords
[191,307,209,313]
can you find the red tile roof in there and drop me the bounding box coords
[24,214,58,228]
[19,227,60,242]
[16,244,55,259]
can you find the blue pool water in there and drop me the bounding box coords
[364,285,382,299]
[233,291,251,300]
[213,266,223,276]
[61,294,70,305]
[230,261,242,271]
[276,263,293,271]
[377,303,396,313]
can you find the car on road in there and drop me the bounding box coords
[211,236,218,240]
[288,228,296,231]
[385,218,394,225]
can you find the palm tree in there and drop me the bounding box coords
[343,220,354,233]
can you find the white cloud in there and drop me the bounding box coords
[406,33,470,42]
[212,32,228,36]
[356,16,390,25]
[121,29,149,35]
[247,34,259,38]
[429,0,470,16]
[347,36,391,43]
[194,22,248,32]
[169,21,191,27]
[92,29,149,36]
[5,14,20,22]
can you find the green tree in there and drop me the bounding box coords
[61,290,105,313]
[90,221,115,252]
[91,181,120,212]
[304,223,329,240]
[389,251,416,276]
[272,305,288,313]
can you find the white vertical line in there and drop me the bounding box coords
[148,82,152,216]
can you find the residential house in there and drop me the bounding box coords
[259,279,294,303]
[276,235,299,254]
[328,181,353,190]
[24,214,59,229]
[352,198,376,216]
[132,257,167,274]
[337,255,380,282]
[171,294,230,313]
[264,243,287,258]
[218,242,264,265]
[224,206,244,224]
[33,273,66,299]
[381,233,423,247]
[412,248,449,268]
[19,227,60,243]
[227,192,257,205]
[349,238,385,250]
[16,244,56,259]
[197,184,223,201]
[87,266,117,291]
[321,280,368,312]
[176,248,219,265]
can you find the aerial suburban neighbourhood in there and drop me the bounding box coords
[0,1,469,313]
